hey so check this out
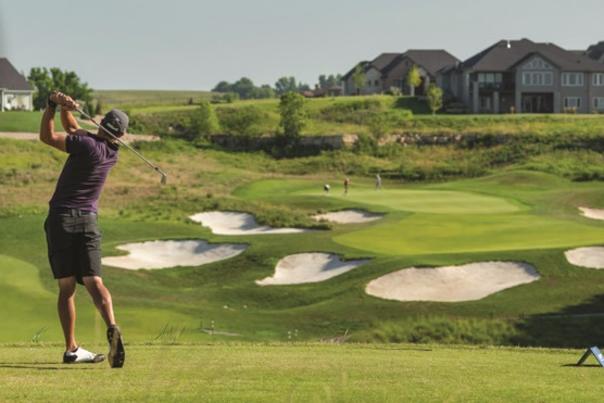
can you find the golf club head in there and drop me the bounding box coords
[160,173,168,185]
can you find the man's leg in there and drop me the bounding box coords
[57,276,78,352]
[82,276,115,326]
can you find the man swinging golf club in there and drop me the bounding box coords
[40,91,125,367]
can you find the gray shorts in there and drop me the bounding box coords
[44,209,102,284]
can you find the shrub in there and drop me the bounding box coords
[217,105,266,136]
[278,92,307,140]
[189,101,219,141]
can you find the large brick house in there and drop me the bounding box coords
[342,50,459,96]
[441,39,604,113]
[0,58,33,111]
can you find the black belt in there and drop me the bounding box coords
[49,208,97,217]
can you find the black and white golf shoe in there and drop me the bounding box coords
[63,347,105,364]
[107,325,125,368]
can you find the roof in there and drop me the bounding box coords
[370,53,402,71]
[461,39,604,72]
[402,50,460,75]
[0,58,32,91]
[342,60,370,80]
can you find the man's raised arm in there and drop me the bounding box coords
[39,96,67,152]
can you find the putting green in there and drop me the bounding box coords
[334,213,604,255]
[304,188,521,214]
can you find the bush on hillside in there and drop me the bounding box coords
[189,101,219,141]
[216,105,267,137]
[278,92,307,140]
[319,98,384,124]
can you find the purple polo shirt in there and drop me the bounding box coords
[49,133,119,213]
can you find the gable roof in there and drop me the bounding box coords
[370,53,402,71]
[403,50,460,76]
[0,58,32,91]
[461,39,604,72]
[342,60,370,80]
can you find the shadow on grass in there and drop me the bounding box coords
[512,294,604,348]
[0,363,99,371]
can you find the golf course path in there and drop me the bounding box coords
[0,131,159,144]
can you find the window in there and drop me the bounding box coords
[522,72,553,86]
[593,74,604,86]
[564,97,582,108]
[595,97,604,110]
[478,73,503,83]
[562,73,584,86]
[374,80,380,86]
[523,57,553,70]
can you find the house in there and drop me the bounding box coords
[0,58,33,111]
[341,51,459,96]
[442,39,604,113]
[341,53,401,95]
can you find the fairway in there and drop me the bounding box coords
[0,343,600,402]
[334,212,604,255]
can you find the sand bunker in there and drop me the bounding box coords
[366,261,539,302]
[102,240,247,270]
[579,207,604,221]
[565,247,604,269]
[313,209,383,224]
[256,253,369,285]
[189,211,308,235]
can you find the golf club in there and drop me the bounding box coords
[76,108,168,185]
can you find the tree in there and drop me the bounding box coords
[406,65,422,97]
[352,65,365,95]
[190,101,219,140]
[275,76,297,95]
[212,81,231,93]
[427,84,443,115]
[279,92,306,139]
[254,84,275,99]
[217,105,264,137]
[231,77,256,100]
[28,67,93,111]
[318,74,342,89]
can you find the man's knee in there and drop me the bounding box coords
[82,275,104,289]
[57,277,76,297]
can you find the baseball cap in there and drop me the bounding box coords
[101,109,129,137]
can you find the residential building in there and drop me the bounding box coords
[0,58,33,111]
[442,39,604,113]
[382,50,459,95]
[342,51,459,96]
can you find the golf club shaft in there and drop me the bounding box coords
[76,108,167,180]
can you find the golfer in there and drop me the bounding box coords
[344,177,350,195]
[40,91,126,368]
[375,173,382,190]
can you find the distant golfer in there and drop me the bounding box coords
[323,183,330,193]
[40,91,126,367]
[344,177,350,195]
[375,173,382,190]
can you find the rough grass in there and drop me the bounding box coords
[0,343,601,402]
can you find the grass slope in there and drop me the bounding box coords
[0,343,600,402]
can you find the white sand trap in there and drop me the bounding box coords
[366,261,539,302]
[189,211,308,235]
[102,240,247,270]
[579,207,604,221]
[313,209,383,224]
[256,253,369,285]
[565,247,604,269]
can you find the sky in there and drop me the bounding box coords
[1,0,603,90]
